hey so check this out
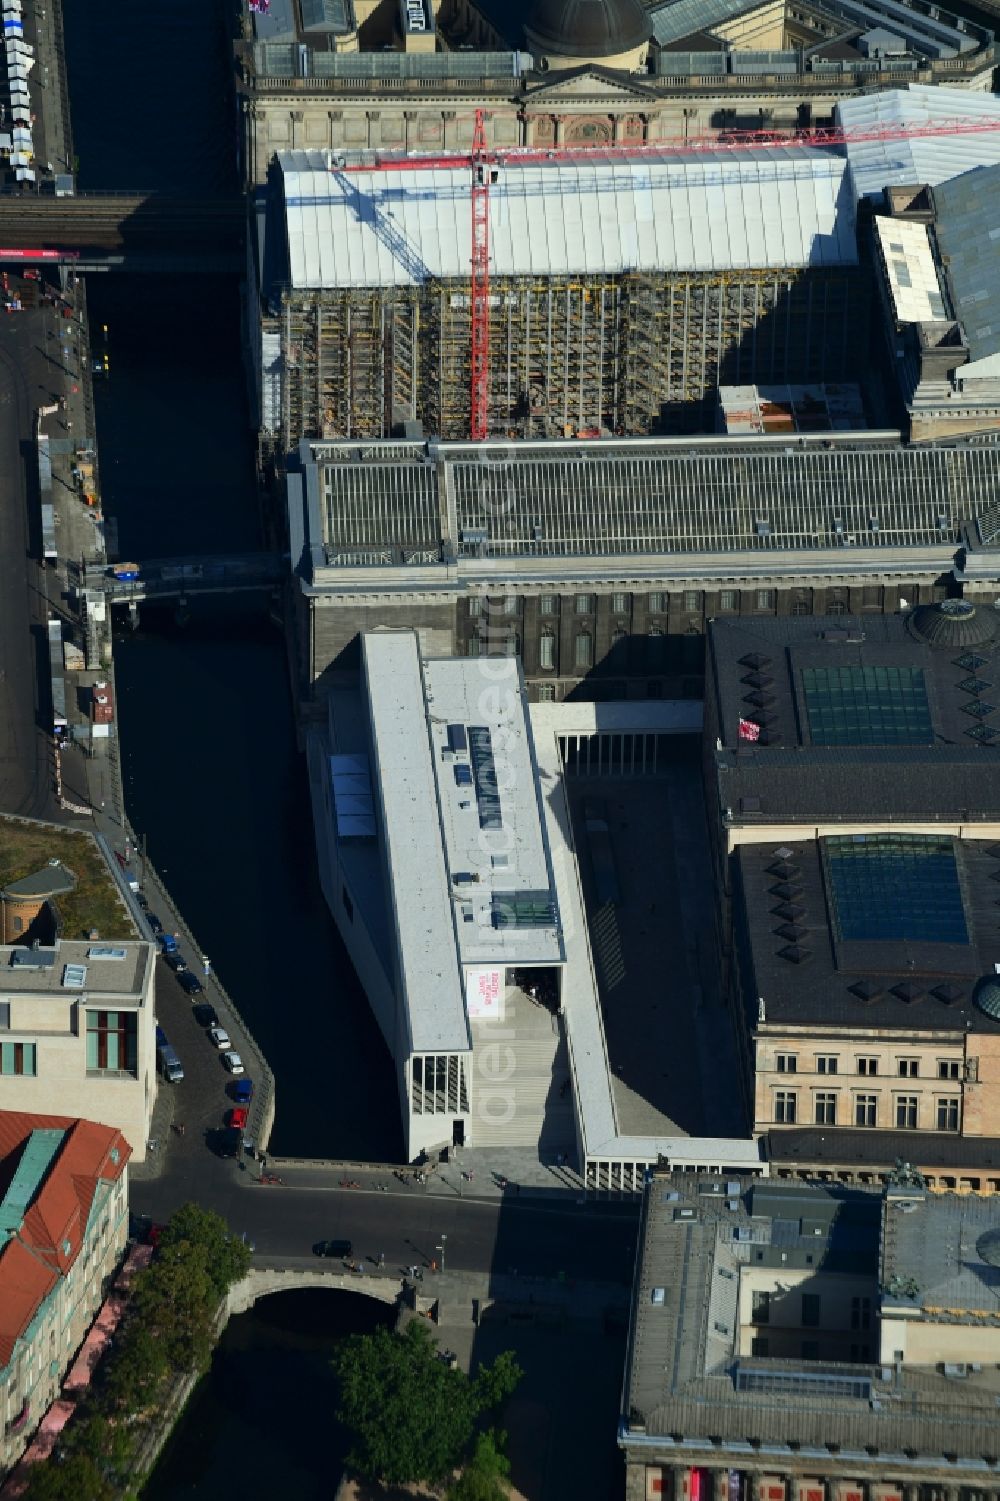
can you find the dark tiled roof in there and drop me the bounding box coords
[710,613,1000,823]
[734,836,1000,1034]
[769,1127,1000,1170]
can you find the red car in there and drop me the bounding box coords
[226,1107,249,1131]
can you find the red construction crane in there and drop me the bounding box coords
[469,109,492,443]
[337,109,1000,441]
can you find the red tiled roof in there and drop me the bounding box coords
[0,1113,131,1367]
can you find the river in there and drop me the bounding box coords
[59,4,401,1164]
[58,5,402,1491]
[142,1289,394,1500]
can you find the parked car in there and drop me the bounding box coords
[136,891,149,911]
[164,952,188,973]
[231,1078,254,1104]
[177,970,203,996]
[155,1025,168,1049]
[217,1126,242,1159]
[158,933,178,955]
[192,1003,219,1029]
[313,1239,352,1259]
[146,912,163,935]
[221,1050,245,1075]
[226,1106,249,1130]
[208,1026,231,1051]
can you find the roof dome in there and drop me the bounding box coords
[907,598,1000,651]
[525,0,653,59]
[973,975,1000,1022]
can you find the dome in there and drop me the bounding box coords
[973,975,1000,1022]
[525,0,653,60]
[907,598,1000,651]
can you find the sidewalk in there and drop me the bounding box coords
[266,1145,587,1204]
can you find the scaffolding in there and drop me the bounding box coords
[275,266,863,443]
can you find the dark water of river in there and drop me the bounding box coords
[142,1290,394,1501]
[59,12,401,1162]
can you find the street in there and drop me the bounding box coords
[134,1167,640,1288]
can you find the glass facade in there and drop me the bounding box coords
[802,665,932,745]
[823,834,968,944]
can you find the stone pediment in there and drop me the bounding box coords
[524,66,657,101]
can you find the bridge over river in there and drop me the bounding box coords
[0,192,245,272]
[81,551,286,602]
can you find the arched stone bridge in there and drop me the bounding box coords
[228,1264,404,1317]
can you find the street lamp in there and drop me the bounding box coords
[436,1234,447,1274]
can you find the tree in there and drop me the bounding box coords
[132,1247,216,1370]
[22,1451,115,1501]
[156,1203,252,1299]
[447,1430,512,1501]
[332,1319,521,1487]
[101,1321,169,1414]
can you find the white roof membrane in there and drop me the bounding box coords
[279,149,858,289]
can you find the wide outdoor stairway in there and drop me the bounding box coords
[469,986,576,1154]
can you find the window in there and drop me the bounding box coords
[648,592,665,614]
[803,667,932,747]
[816,1055,838,1075]
[791,600,811,617]
[814,1092,837,1125]
[539,631,555,669]
[857,1057,878,1076]
[611,591,628,615]
[756,589,774,611]
[775,1090,797,1124]
[938,1059,960,1080]
[468,596,482,618]
[896,1095,918,1129]
[751,1336,769,1357]
[827,599,848,616]
[752,1290,770,1324]
[574,632,593,669]
[801,1294,820,1327]
[537,684,555,703]
[897,1058,919,1078]
[855,1093,878,1127]
[502,631,519,657]
[574,594,595,616]
[937,1098,959,1131]
[824,835,967,944]
[86,1012,137,1075]
[501,594,519,616]
[0,1004,9,1030]
[683,590,701,613]
[467,635,481,658]
[776,1054,797,1074]
[0,1043,35,1077]
[539,595,557,616]
[720,589,738,612]
[851,1296,871,1331]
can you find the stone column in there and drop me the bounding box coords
[553,114,564,146]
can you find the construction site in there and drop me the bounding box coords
[262,145,862,444]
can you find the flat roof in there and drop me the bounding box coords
[0,941,150,998]
[874,215,948,324]
[717,382,866,436]
[882,1188,1000,1319]
[421,657,562,968]
[625,1173,1000,1463]
[362,633,470,1055]
[278,149,857,289]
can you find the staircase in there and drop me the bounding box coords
[468,987,576,1153]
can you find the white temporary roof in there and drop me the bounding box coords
[839,85,1000,203]
[874,215,948,324]
[279,147,857,289]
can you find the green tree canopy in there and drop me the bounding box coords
[332,1319,521,1487]
[156,1203,252,1298]
[447,1430,512,1501]
[22,1451,115,1501]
